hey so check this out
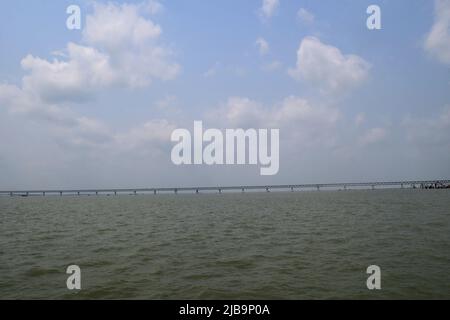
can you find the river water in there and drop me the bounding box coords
[1,189,449,299]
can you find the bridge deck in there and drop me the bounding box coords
[1,180,449,196]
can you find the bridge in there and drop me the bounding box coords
[0,180,449,197]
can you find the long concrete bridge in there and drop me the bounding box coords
[0,180,449,197]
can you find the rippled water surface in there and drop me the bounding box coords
[1,189,449,299]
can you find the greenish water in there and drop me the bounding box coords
[0,189,449,299]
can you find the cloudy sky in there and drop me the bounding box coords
[0,0,449,189]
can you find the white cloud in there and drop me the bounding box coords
[115,119,176,151]
[424,0,450,64]
[83,2,162,51]
[16,2,180,104]
[273,96,340,147]
[256,37,270,55]
[220,96,339,129]
[288,37,370,94]
[208,95,340,148]
[0,2,180,152]
[0,81,177,152]
[0,84,35,114]
[274,96,339,128]
[259,0,279,19]
[0,83,113,147]
[21,43,116,103]
[221,97,266,128]
[297,8,315,25]
[83,1,179,84]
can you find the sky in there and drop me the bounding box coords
[0,0,449,189]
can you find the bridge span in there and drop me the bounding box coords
[0,180,449,197]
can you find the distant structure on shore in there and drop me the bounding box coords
[1,180,449,197]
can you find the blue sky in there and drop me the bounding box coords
[0,0,449,189]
